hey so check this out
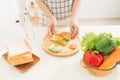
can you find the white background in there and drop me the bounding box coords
[79,0,120,18]
[0,0,120,27]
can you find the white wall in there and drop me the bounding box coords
[0,0,17,26]
[0,0,120,24]
[79,0,120,18]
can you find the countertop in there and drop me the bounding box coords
[1,25,120,80]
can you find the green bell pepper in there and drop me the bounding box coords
[95,33,117,55]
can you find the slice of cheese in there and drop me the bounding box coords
[6,39,33,65]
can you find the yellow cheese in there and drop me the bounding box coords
[6,39,33,65]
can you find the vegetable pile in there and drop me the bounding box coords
[81,32,120,69]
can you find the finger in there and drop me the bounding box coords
[75,27,79,37]
[72,31,77,38]
[72,26,78,38]
[70,26,74,35]
[70,26,75,38]
[76,27,79,35]
[52,25,56,35]
[76,30,79,37]
[48,24,52,36]
[74,30,79,37]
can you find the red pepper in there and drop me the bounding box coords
[84,49,104,67]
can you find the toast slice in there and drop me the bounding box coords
[6,39,33,66]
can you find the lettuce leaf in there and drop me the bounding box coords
[51,35,67,45]
[113,37,120,46]
[81,32,97,52]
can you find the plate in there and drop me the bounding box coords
[42,35,81,57]
[2,53,40,73]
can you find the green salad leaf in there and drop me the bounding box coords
[52,35,67,44]
[81,32,97,52]
[113,37,120,46]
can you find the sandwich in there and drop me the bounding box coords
[51,32,71,45]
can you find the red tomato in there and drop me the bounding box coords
[60,32,71,40]
[69,44,77,50]
[84,49,104,67]
[54,34,64,40]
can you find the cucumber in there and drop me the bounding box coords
[56,46,63,52]
[48,44,63,53]
[56,46,62,53]
[52,46,58,52]
[49,44,56,50]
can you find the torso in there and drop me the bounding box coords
[40,0,73,27]
[24,0,73,27]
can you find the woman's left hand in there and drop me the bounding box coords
[69,20,79,38]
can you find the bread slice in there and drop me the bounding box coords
[6,39,33,66]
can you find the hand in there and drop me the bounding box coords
[69,20,79,38]
[48,17,57,36]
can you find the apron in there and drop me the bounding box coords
[39,0,73,27]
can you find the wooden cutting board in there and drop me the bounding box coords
[2,53,40,73]
[42,35,81,57]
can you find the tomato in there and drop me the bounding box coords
[69,44,77,50]
[54,34,64,40]
[60,32,71,40]
[84,49,104,67]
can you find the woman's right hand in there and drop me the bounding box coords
[48,16,57,36]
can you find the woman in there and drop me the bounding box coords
[35,0,80,38]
